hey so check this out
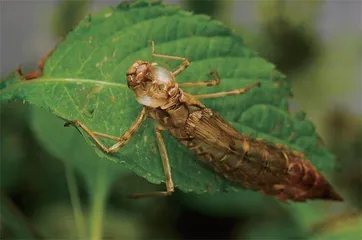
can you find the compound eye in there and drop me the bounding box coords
[151,66,174,85]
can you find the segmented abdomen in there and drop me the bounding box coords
[180,136,341,201]
[169,108,342,202]
[176,135,287,191]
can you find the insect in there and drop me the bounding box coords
[65,41,343,202]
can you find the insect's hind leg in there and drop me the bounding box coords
[64,107,147,153]
[179,71,221,88]
[194,82,261,99]
[149,40,190,77]
[128,125,174,199]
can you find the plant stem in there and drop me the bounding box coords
[64,163,87,239]
[89,165,108,240]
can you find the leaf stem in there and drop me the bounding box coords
[64,163,87,239]
[89,165,109,240]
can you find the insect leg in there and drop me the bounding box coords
[92,132,120,141]
[64,107,147,153]
[149,40,190,76]
[194,82,261,99]
[179,71,221,88]
[128,125,174,199]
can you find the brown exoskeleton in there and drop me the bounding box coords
[65,41,343,202]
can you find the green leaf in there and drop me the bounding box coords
[0,0,335,194]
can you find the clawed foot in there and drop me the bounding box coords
[64,120,79,127]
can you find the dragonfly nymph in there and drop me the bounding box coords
[65,41,343,202]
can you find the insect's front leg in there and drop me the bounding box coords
[194,82,261,99]
[179,71,221,88]
[64,107,147,153]
[128,124,175,198]
[149,40,190,77]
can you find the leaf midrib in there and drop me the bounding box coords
[0,78,127,95]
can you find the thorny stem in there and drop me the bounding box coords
[89,165,109,240]
[64,163,87,239]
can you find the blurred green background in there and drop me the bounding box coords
[1,0,361,239]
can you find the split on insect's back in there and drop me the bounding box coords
[126,60,178,108]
